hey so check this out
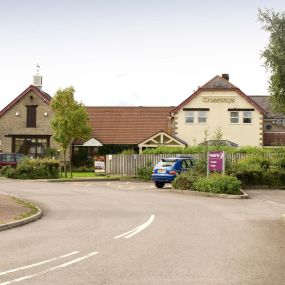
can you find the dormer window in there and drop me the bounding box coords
[26,105,37,128]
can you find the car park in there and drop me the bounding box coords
[0,153,25,168]
[151,157,194,188]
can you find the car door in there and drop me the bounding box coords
[181,160,189,173]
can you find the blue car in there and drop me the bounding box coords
[151,157,195,188]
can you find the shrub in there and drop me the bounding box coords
[172,172,201,190]
[72,166,94,172]
[193,174,242,195]
[137,161,153,180]
[0,165,16,177]
[3,158,60,179]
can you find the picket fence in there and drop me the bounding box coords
[105,152,284,176]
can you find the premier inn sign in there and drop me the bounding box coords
[202,97,235,104]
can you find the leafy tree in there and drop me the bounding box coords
[51,87,91,177]
[258,8,285,113]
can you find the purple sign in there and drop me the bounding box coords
[208,151,225,173]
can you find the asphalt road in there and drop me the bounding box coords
[0,180,285,285]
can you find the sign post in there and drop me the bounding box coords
[94,156,106,173]
[207,151,225,176]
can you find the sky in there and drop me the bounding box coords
[0,0,284,110]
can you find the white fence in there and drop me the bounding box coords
[106,154,203,176]
[105,153,284,176]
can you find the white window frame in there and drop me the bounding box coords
[198,111,207,124]
[243,111,252,124]
[185,111,195,124]
[230,111,239,124]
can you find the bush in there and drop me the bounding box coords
[137,161,153,180]
[172,172,201,190]
[72,166,94,172]
[193,174,242,195]
[0,165,16,177]
[2,158,60,179]
[228,155,285,187]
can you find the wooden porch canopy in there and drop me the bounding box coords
[138,131,187,153]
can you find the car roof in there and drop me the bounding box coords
[162,157,193,161]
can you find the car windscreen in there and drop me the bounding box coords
[156,160,176,168]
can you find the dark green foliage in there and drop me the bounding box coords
[193,174,242,195]
[258,9,285,114]
[1,158,60,179]
[72,147,92,167]
[72,166,94,172]
[137,161,153,180]
[172,172,201,190]
[193,156,207,175]
[228,155,285,187]
[142,146,285,155]
[44,147,60,159]
[0,165,16,177]
[98,145,138,155]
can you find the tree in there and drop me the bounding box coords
[258,8,285,113]
[51,87,91,177]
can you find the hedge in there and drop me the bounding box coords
[0,158,60,179]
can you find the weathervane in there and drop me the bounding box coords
[36,64,40,74]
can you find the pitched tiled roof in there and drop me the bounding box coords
[86,106,174,144]
[0,85,52,117]
[249,96,285,119]
[173,75,266,114]
[201,75,238,89]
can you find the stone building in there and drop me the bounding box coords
[0,73,56,157]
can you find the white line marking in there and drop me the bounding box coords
[85,183,92,187]
[114,215,155,239]
[0,252,98,285]
[0,251,79,276]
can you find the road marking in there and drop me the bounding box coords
[85,183,92,187]
[0,252,99,285]
[0,251,79,276]
[114,215,155,239]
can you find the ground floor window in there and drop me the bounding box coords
[10,135,50,158]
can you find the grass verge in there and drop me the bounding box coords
[12,197,39,220]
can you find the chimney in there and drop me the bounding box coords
[222,73,229,81]
[33,64,43,90]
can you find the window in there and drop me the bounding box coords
[230,111,239,124]
[243,111,252,124]
[26,105,37,128]
[198,111,207,123]
[13,136,50,158]
[185,111,194,123]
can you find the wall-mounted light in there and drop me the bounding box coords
[15,112,19,116]
[44,112,48,117]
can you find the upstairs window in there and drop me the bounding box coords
[198,111,207,124]
[185,111,194,123]
[26,105,37,128]
[230,111,239,124]
[243,111,252,124]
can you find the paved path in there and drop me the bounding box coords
[0,180,285,285]
[0,193,29,224]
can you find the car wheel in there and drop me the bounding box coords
[155,182,165,189]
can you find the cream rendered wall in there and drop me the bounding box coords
[175,90,263,146]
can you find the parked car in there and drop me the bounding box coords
[151,157,195,188]
[0,153,25,168]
